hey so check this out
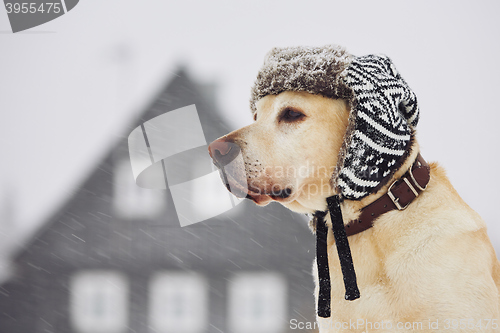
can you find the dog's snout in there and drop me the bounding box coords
[208,138,241,167]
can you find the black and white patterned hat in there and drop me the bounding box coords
[250,45,419,200]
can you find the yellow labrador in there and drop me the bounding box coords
[209,47,500,332]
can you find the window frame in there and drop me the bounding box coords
[148,271,209,333]
[69,270,129,333]
[113,158,165,219]
[227,272,287,333]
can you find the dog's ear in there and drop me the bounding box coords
[334,54,419,200]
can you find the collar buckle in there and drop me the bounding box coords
[408,161,428,191]
[387,177,418,210]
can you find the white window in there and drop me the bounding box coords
[69,270,129,333]
[227,272,287,333]
[148,272,208,333]
[113,159,165,219]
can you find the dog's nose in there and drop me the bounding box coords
[208,138,241,167]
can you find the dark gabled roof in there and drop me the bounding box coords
[135,66,233,143]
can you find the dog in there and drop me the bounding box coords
[208,45,500,332]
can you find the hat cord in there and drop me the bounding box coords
[315,195,360,318]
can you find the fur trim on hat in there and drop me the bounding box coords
[249,45,354,113]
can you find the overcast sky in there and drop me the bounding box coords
[0,0,499,250]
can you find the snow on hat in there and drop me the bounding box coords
[250,45,419,200]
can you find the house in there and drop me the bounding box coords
[0,68,317,333]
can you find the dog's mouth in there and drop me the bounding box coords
[268,187,293,200]
[246,186,294,205]
[209,140,293,205]
[215,165,294,205]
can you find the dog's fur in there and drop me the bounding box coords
[212,91,500,331]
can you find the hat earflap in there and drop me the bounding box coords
[334,54,419,200]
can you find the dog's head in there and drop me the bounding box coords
[209,45,419,214]
[209,91,350,213]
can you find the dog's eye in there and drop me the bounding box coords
[253,113,257,121]
[281,108,305,122]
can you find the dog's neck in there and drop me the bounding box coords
[326,142,421,228]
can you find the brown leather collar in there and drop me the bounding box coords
[345,153,430,237]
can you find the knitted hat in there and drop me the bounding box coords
[250,45,419,200]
